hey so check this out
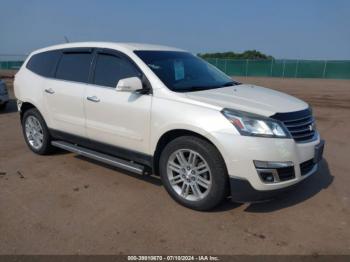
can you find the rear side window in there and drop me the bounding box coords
[55,52,92,83]
[93,53,140,88]
[26,50,61,77]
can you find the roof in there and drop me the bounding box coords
[31,42,185,55]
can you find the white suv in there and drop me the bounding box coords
[14,42,324,210]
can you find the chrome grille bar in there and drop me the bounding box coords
[271,108,316,143]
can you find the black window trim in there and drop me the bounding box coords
[62,47,94,54]
[53,47,95,84]
[89,48,152,94]
[25,47,152,94]
[25,49,62,78]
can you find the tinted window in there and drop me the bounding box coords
[56,52,92,83]
[135,51,238,92]
[93,53,140,87]
[26,50,61,77]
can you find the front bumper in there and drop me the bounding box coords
[229,161,319,202]
[212,128,323,191]
[224,138,325,202]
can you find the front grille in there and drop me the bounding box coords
[271,108,316,143]
[300,159,315,176]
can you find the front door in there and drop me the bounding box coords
[84,50,152,154]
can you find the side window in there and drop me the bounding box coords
[55,52,92,83]
[26,50,61,77]
[93,53,140,88]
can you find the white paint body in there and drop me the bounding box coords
[14,42,320,191]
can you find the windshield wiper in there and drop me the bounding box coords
[220,82,235,87]
[175,86,210,92]
[219,81,241,87]
[175,82,241,92]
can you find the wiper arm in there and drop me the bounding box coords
[220,81,241,87]
[221,82,235,87]
[175,82,241,92]
[178,86,211,92]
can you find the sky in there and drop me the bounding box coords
[0,0,349,59]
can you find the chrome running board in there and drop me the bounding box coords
[51,140,145,175]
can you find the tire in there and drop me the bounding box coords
[0,102,6,110]
[159,136,229,211]
[21,108,54,155]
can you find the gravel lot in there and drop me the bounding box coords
[0,75,349,255]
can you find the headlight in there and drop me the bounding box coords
[221,108,290,138]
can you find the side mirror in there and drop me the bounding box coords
[116,77,143,92]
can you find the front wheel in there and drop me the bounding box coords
[159,136,229,211]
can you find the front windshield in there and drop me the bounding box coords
[134,51,239,92]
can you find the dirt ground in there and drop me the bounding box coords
[0,74,349,255]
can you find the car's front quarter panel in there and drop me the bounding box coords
[150,90,321,192]
[150,94,240,164]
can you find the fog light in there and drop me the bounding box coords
[256,168,279,183]
[259,171,275,183]
[254,160,295,183]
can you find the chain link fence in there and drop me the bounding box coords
[0,55,27,70]
[1,54,350,79]
[204,58,350,79]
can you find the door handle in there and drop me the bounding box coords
[44,88,55,94]
[87,96,100,103]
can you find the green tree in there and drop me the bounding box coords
[198,50,273,60]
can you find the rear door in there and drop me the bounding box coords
[84,49,152,154]
[43,48,93,137]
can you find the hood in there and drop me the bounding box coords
[185,84,308,117]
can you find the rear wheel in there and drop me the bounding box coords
[159,136,228,211]
[22,108,54,155]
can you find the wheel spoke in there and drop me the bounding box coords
[188,151,197,166]
[32,138,38,147]
[170,174,183,185]
[25,124,31,134]
[191,184,202,198]
[27,133,33,141]
[36,134,43,143]
[30,117,35,128]
[197,167,209,175]
[197,175,210,189]
[37,132,44,141]
[181,183,190,198]
[175,151,187,166]
[168,161,182,173]
[195,162,209,175]
[34,119,42,131]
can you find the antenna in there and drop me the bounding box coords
[64,36,70,43]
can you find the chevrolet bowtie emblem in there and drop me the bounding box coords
[309,123,315,131]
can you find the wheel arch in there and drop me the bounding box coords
[20,101,37,120]
[152,129,227,176]
[19,101,50,129]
